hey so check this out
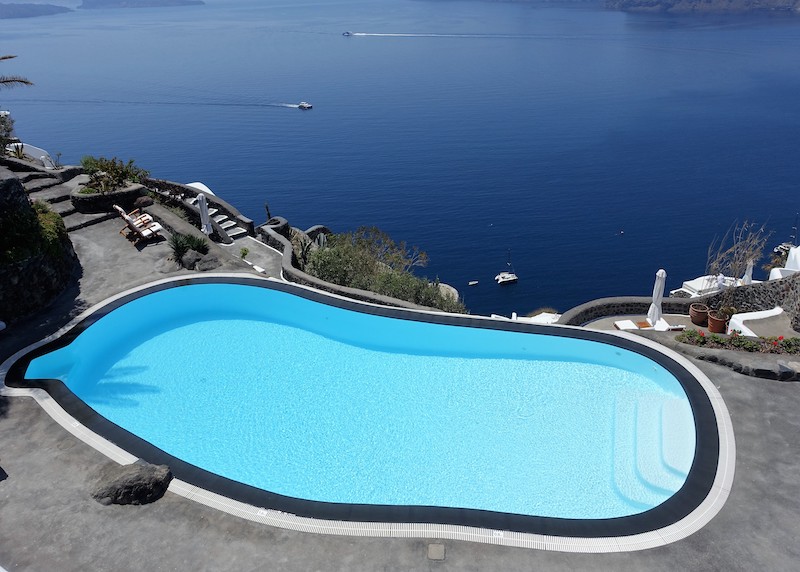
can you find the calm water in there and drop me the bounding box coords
[3,0,800,315]
[26,283,695,518]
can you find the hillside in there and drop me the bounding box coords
[79,0,203,7]
[606,0,800,13]
[0,3,71,18]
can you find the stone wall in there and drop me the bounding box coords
[0,169,79,324]
[257,222,431,311]
[559,273,800,331]
[145,178,255,241]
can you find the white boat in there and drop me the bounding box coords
[495,249,518,285]
[298,101,312,110]
[494,271,518,285]
[468,280,479,286]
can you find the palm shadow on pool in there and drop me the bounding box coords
[79,365,161,408]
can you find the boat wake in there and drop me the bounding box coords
[346,32,545,39]
[7,97,306,110]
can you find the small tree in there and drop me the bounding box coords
[0,113,15,150]
[706,221,770,316]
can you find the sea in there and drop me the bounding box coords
[3,0,800,316]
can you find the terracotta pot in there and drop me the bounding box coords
[707,310,728,334]
[689,303,709,326]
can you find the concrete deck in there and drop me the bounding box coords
[2,218,800,570]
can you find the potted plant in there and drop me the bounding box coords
[689,302,709,326]
[707,305,735,333]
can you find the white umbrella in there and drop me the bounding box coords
[742,259,754,285]
[198,193,212,235]
[647,269,667,326]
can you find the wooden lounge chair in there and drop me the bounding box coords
[113,204,153,231]
[112,205,164,243]
[122,217,164,243]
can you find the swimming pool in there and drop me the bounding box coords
[7,276,729,544]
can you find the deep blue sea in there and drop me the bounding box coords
[3,0,800,316]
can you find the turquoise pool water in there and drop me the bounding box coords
[25,283,696,519]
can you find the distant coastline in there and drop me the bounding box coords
[0,3,71,19]
[605,0,800,14]
[79,0,204,7]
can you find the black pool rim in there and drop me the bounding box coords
[5,275,722,539]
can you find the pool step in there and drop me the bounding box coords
[613,399,660,509]
[661,399,695,477]
[635,400,686,494]
[613,396,692,510]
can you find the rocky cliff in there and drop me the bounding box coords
[606,0,800,13]
[0,168,79,324]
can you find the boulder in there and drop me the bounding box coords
[133,195,154,208]
[196,253,222,271]
[91,461,172,505]
[180,249,203,270]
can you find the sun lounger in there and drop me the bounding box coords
[113,204,153,229]
[122,218,164,243]
[113,204,164,243]
[614,318,685,332]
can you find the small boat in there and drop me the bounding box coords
[468,280,479,286]
[298,101,312,110]
[495,271,518,285]
[342,31,353,36]
[495,249,518,285]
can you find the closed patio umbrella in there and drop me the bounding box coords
[198,193,212,235]
[742,259,754,285]
[647,269,667,326]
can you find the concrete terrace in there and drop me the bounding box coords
[2,180,800,569]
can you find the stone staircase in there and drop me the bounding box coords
[13,168,115,233]
[184,195,248,240]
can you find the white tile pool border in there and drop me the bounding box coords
[1,274,735,553]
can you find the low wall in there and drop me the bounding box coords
[70,183,147,214]
[257,223,431,311]
[145,178,255,241]
[558,273,800,331]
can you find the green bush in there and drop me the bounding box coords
[168,233,208,266]
[304,227,466,313]
[1,200,68,264]
[168,233,190,263]
[184,234,209,255]
[677,328,800,354]
[80,155,149,194]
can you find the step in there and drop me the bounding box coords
[220,220,237,230]
[61,173,90,191]
[64,211,116,232]
[50,200,77,217]
[18,171,53,184]
[661,398,695,477]
[613,399,659,510]
[27,184,72,204]
[212,214,228,223]
[23,177,62,193]
[227,227,249,239]
[635,400,684,494]
[207,208,218,217]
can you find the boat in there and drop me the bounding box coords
[298,101,312,110]
[495,271,518,285]
[342,31,353,36]
[468,280,479,286]
[494,250,519,285]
